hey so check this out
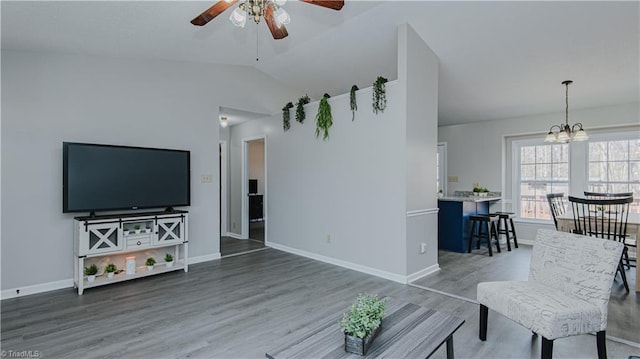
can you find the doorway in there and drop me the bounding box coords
[244,137,266,243]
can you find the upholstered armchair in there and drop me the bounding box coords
[477,229,624,359]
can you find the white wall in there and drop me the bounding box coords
[1,50,298,293]
[227,83,409,278]
[438,102,640,241]
[398,24,440,276]
[223,24,440,281]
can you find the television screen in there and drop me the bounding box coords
[63,142,190,213]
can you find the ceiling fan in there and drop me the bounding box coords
[191,0,345,40]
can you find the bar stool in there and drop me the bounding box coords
[492,211,519,251]
[468,214,501,256]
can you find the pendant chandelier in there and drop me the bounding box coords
[544,80,588,143]
[229,0,290,28]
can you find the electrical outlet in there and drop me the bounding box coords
[326,234,331,243]
[420,242,427,254]
[201,174,213,183]
[448,176,459,183]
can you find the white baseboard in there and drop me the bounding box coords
[406,264,440,283]
[268,242,410,284]
[516,238,534,246]
[1,279,74,300]
[2,253,222,300]
[188,253,221,264]
[225,232,243,239]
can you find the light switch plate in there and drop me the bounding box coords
[201,174,213,183]
[448,176,459,183]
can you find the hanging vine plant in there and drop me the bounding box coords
[372,76,388,114]
[315,93,333,141]
[282,102,294,132]
[350,85,359,121]
[295,95,311,124]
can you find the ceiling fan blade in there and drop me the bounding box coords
[299,0,344,11]
[264,5,289,40]
[191,0,239,26]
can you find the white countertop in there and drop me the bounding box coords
[438,196,501,203]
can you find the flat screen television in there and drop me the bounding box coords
[63,142,190,213]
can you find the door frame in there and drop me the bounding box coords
[437,142,447,195]
[219,140,228,236]
[241,134,267,243]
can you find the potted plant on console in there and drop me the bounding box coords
[339,294,387,355]
[104,263,117,279]
[165,253,174,268]
[134,224,141,234]
[146,257,156,271]
[84,264,98,282]
[145,225,152,234]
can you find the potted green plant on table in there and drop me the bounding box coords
[339,294,387,355]
[146,257,156,271]
[84,264,99,282]
[104,263,117,279]
[145,225,152,234]
[472,183,490,197]
[123,228,131,235]
[165,253,174,268]
[134,224,141,234]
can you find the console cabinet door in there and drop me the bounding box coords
[155,216,184,245]
[78,222,123,256]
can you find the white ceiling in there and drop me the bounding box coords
[2,1,638,126]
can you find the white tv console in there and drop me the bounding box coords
[73,210,188,295]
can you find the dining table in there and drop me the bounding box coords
[556,211,640,292]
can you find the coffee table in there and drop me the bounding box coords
[266,297,465,359]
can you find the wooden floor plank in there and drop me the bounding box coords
[2,248,638,358]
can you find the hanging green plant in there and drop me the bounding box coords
[315,93,332,141]
[295,95,311,124]
[372,76,388,114]
[350,85,359,121]
[282,102,294,132]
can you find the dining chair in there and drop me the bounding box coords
[584,191,633,198]
[477,229,624,359]
[568,195,633,293]
[546,193,567,230]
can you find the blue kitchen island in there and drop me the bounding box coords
[438,195,501,253]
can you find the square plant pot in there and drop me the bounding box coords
[344,325,381,356]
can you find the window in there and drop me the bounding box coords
[509,129,640,222]
[588,139,640,213]
[518,143,569,220]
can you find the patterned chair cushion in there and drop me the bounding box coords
[477,229,624,341]
[477,281,603,340]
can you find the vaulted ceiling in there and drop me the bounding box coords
[2,1,638,126]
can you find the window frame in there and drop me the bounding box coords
[511,138,570,223]
[506,126,640,224]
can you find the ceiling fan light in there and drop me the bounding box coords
[229,7,247,27]
[274,7,290,27]
[274,0,287,6]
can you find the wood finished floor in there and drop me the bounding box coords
[2,248,639,358]
[412,245,639,344]
[220,236,265,257]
